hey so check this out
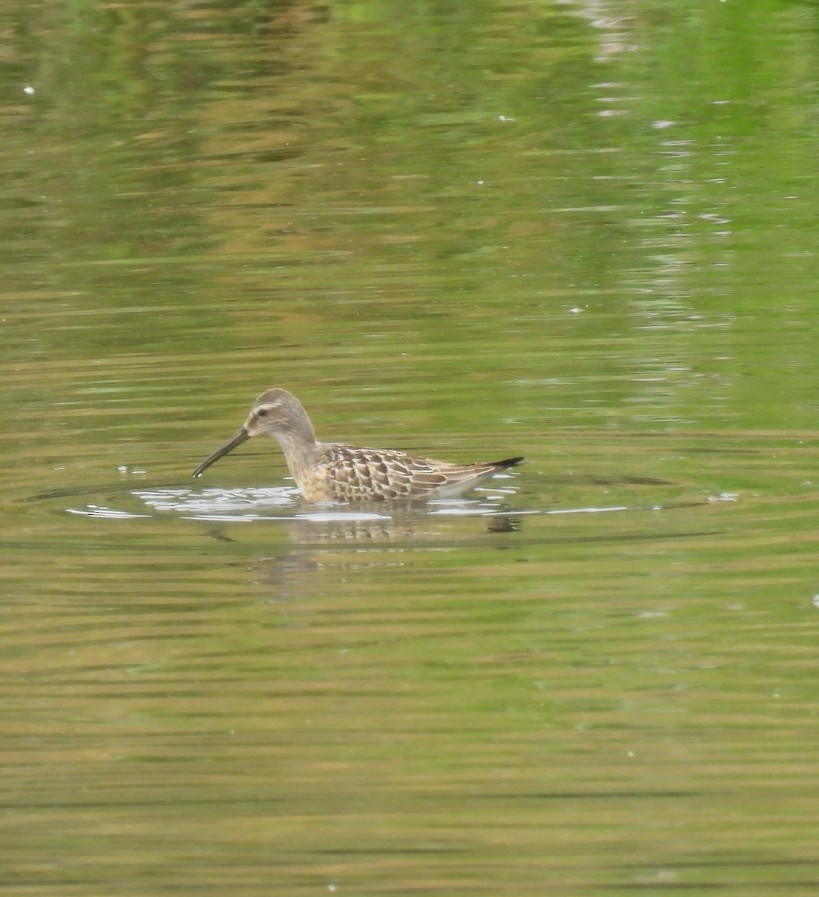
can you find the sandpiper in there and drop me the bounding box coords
[193,387,523,502]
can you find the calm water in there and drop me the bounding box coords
[2,1,819,894]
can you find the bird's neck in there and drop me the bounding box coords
[271,422,321,481]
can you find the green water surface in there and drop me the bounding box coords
[2,1,819,895]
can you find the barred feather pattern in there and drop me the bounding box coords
[299,444,522,502]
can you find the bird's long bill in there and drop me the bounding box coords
[192,427,250,478]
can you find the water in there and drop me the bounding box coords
[2,1,819,894]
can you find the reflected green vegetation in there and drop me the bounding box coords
[2,1,819,895]
[5,0,819,429]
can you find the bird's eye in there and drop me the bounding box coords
[256,408,268,418]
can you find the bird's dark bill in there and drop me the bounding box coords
[193,427,250,477]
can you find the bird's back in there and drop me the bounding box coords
[301,443,521,502]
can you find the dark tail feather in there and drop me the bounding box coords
[489,456,524,470]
